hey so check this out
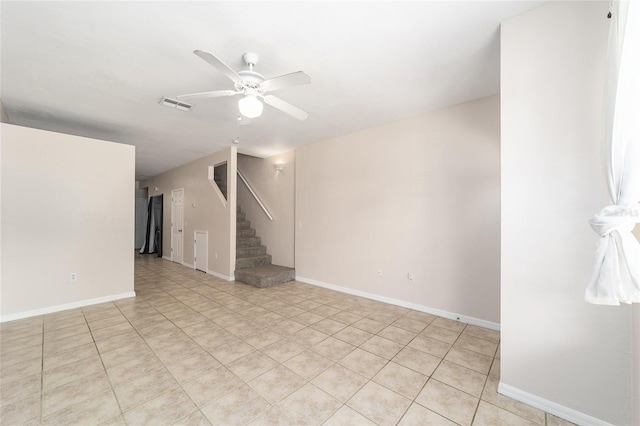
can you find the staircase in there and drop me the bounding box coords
[234,206,295,288]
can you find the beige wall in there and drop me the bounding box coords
[296,95,501,326]
[237,151,295,268]
[1,124,135,320]
[501,2,633,424]
[141,147,237,279]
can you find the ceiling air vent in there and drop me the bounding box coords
[160,97,192,111]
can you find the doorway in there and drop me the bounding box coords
[171,188,184,264]
[139,194,163,257]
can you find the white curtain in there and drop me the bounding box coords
[586,0,640,305]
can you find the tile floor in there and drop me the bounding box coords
[0,255,575,426]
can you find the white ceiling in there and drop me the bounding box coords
[1,1,544,180]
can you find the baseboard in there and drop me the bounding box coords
[295,276,499,331]
[207,269,234,282]
[498,382,613,426]
[0,291,137,323]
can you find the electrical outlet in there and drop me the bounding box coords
[407,273,414,282]
[70,273,78,282]
[377,269,383,277]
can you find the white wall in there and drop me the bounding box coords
[237,151,295,268]
[296,95,501,326]
[1,124,135,320]
[141,147,237,279]
[501,2,633,424]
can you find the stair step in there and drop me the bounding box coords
[237,245,267,257]
[237,220,251,230]
[237,212,246,221]
[237,228,256,238]
[235,265,296,288]
[237,237,261,248]
[236,254,272,269]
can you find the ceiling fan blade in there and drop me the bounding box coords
[263,95,309,121]
[194,50,241,82]
[177,90,239,100]
[262,71,311,92]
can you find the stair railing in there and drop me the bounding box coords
[237,169,274,221]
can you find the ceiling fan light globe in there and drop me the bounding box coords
[238,95,263,118]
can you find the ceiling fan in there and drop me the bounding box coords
[177,50,311,120]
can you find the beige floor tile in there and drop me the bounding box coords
[0,342,42,369]
[44,322,90,342]
[100,414,127,425]
[91,322,135,341]
[339,348,387,378]
[283,349,333,380]
[481,376,545,424]
[100,340,153,369]
[249,365,307,404]
[310,318,347,335]
[367,310,403,325]
[402,310,437,325]
[445,347,493,374]
[277,383,341,425]
[243,329,284,349]
[312,336,356,361]
[94,330,142,354]
[392,346,441,376]
[289,327,329,347]
[41,389,121,426]
[432,360,487,397]
[106,352,165,385]
[42,371,112,417]
[86,314,129,331]
[333,326,374,346]
[351,317,387,334]
[43,341,98,371]
[191,328,237,352]
[377,325,417,345]
[274,306,306,318]
[473,400,537,425]
[431,317,467,332]
[0,393,41,425]
[43,355,104,391]
[0,373,41,407]
[489,358,500,379]
[454,333,499,357]
[392,317,429,333]
[153,341,206,365]
[260,338,305,363]
[373,361,428,399]
[166,351,222,385]
[112,367,181,411]
[0,356,43,384]
[361,335,404,359]
[43,331,94,355]
[408,334,451,358]
[546,413,578,426]
[123,388,196,426]
[291,311,324,326]
[206,338,255,365]
[323,405,376,426]
[311,363,368,402]
[172,410,212,426]
[171,312,209,329]
[416,380,479,426]
[421,324,461,344]
[462,325,500,343]
[330,311,363,325]
[397,402,457,426]
[227,351,278,382]
[182,367,243,408]
[247,407,294,426]
[347,381,411,426]
[201,384,271,425]
[270,318,307,335]
[1,333,43,354]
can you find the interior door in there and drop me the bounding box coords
[171,188,184,264]
[195,231,207,272]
